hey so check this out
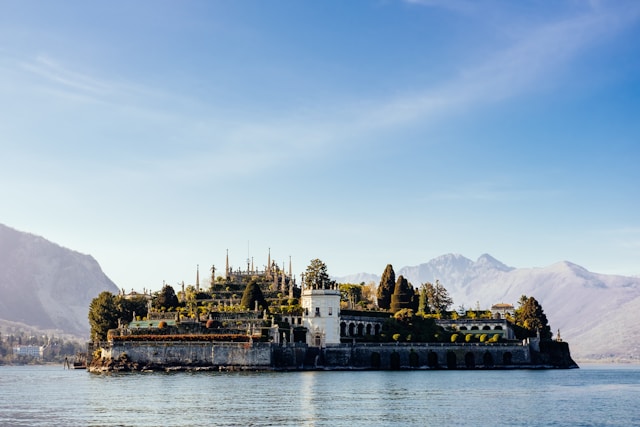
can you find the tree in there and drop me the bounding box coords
[425,280,453,315]
[339,284,363,309]
[417,284,429,315]
[116,295,148,322]
[304,259,333,289]
[515,295,552,340]
[88,291,119,342]
[241,280,268,311]
[390,275,414,313]
[377,264,396,310]
[155,284,179,310]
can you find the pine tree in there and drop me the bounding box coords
[377,264,396,310]
[304,259,332,289]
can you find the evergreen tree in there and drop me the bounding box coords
[304,259,333,289]
[417,283,430,315]
[155,284,179,310]
[241,280,268,311]
[88,291,119,342]
[377,264,396,310]
[116,295,148,323]
[515,295,552,340]
[390,275,414,313]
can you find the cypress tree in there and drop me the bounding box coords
[377,264,396,310]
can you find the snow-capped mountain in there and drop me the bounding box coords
[0,223,119,337]
[337,254,640,362]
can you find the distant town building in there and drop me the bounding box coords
[13,345,44,358]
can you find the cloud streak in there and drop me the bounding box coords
[5,2,639,184]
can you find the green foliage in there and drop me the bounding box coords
[450,333,459,343]
[417,284,429,315]
[240,280,269,312]
[88,291,119,341]
[465,333,474,343]
[515,295,552,340]
[155,285,179,310]
[377,264,396,310]
[390,275,415,313]
[339,284,363,308]
[116,295,148,323]
[382,309,442,342]
[304,259,333,289]
[423,280,453,316]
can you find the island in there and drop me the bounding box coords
[88,254,577,372]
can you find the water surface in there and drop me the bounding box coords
[1,365,638,426]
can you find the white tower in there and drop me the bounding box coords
[301,272,341,347]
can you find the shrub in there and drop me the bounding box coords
[465,334,474,343]
[450,333,459,343]
[480,334,488,343]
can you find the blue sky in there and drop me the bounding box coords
[1,0,639,291]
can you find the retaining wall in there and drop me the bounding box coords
[103,341,272,368]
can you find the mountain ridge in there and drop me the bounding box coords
[0,223,119,337]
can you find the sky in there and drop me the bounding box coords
[1,0,639,291]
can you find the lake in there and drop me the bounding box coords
[0,364,638,426]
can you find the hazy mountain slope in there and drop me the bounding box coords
[0,224,119,337]
[340,253,640,361]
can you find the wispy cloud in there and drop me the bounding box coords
[5,2,638,183]
[20,55,115,98]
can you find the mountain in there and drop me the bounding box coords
[338,254,640,362]
[0,224,119,337]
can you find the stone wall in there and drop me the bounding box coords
[102,341,272,368]
[321,342,531,369]
[95,339,575,371]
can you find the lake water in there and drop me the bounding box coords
[1,364,639,426]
